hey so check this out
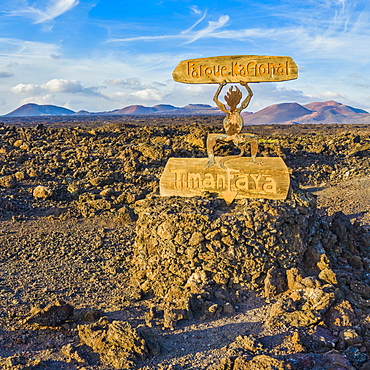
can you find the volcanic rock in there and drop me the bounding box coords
[266,275,335,328]
[0,174,16,188]
[340,328,362,346]
[61,343,87,364]
[26,299,74,327]
[213,354,289,370]
[33,185,53,199]
[264,266,288,297]
[303,326,338,351]
[324,300,357,330]
[78,317,148,369]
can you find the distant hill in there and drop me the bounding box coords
[243,100,370,125]
[113,105,157,115]
[303,100,368,114]
[242,103,312,125]
[111,103,220,115]
[180,104,221,115]
[4,103,75,117]
[3,102,221,117]
[3,101,370,124]
[153,104,180,112]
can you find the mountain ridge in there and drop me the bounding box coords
[4,103,75,117]
[3,101,370,124]
[242,100,370,125]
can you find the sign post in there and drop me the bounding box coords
[160,55,297,204]
[172,55,298,84]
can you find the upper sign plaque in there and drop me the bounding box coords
[173,55,298,84]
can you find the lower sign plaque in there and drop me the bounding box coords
[160,157,290,204]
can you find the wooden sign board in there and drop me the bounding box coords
[173,55,298,84]
[160,157,290,204]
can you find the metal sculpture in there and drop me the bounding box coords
[206,81,258,168]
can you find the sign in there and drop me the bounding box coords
[173,55,298,84]
[160,157,290,204]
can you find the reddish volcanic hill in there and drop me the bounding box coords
[112,104,221,116]
[297,101,369,124]
[153,104,179,112]
[5,103,75,117]
[304,100,368,114]
[242,102,312,124]
[243,101,369,125]
[180,104,221,114]
[113,105,157,115]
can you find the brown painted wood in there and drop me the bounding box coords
[160,157,290,203]
[172,55,298,84]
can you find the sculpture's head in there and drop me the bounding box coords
[224,86,242,113]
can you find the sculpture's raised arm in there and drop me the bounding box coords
[213,81,228,113]
[237,81,253,112]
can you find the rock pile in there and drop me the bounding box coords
[130,188,325,321]
[128,185,370,368]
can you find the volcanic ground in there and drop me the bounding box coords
[0,117,369,370]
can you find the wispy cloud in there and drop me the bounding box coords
[0,71,14,78]
[106,0,368,65]
[105,78,146,89]
[0,37,59,58]
[7,0,79,24]
[184,15,229,44]
[108,13,230,44]
[181,9,207,34]
[190,6,202,16]
[307,90,348,100]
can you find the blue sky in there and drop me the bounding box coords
[0,0,369,114]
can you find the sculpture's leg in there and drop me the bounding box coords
[206,133,230,168]
[206,134,216,168]
[250,138,258,162]
[237,145,245,157]
[241,133,258,163]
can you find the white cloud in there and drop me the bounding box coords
[20,94,55,105]
[131,88,164,101]
[43,79,82,93]
[10,78,102,97]
[7,0,79,24]
[10,83,43,95]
